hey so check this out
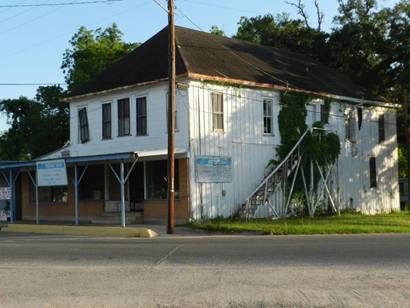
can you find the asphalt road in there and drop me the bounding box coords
[1,232,410,307]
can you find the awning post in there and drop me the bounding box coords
[8,170,14,224]
[120,162,126,228]
[27,171,39,224]
[74,165,79,226]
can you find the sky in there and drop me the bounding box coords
[0,0,401,131]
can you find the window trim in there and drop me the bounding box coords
[102,102,112,140]
[211,92,224,132]
[262,98,274,135]
[369,156,377,188]
[136,96,148,136]
[117,98,131,137]
[78,107,89,144]
[378,114,385,143]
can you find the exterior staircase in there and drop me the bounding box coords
[239,129,310,219]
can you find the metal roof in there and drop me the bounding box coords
[0,150,188,171]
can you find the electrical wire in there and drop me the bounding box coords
[0,0,123,8]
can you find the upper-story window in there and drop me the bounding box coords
[369,157,377,188]
[78,107,89,144]
[118,98,130,136]
[378,114,385,143]
[136,96,147,136]
[345,110,356,143]
[102,103,112,139]
[263,99,273,135]
[211,92,224,131]
[320,103,330,123]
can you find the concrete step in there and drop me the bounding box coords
[91,214,144,225]
[100,211,143,218]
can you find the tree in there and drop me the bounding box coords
[0,24,137,160]
[235,13,329,63]
[0,86,66,160]
[61,23,137,93]
[210,25,225,36]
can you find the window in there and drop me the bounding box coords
[369,157,377,188]
[211,92,224,131]
[165,93,178,131]
[357,107,363,130]
[263,99,273,134]
[79,165,104,200]
[378,114,385,143]
[136,97,147,136]
[102,103,112,139]
[30,185,67,204]
[320,103,330,123]
[146,160,179,200]
[345,110,356,143]
[118,98,130,136]
[78,107,89,143]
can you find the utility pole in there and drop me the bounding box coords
[167,0,176,234]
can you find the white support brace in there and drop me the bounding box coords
[27,171,39,225]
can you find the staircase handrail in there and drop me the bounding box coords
[245,128,312,203]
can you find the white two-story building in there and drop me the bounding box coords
[0,26,400,225]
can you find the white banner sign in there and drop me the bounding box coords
[196,156,232,183]
[0,187,11,200]
[36,159,68,187]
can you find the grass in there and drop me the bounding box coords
[189,212,410,235]
[1,223,158,238]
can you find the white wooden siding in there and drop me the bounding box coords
[187,81,400,220]
[67,82,189,157]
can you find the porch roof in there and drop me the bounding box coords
[0,150,188,170]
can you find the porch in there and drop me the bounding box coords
[0,152,190,226]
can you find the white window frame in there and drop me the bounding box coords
[136,96,148,136]
[263,98,274,135]
[211,92,224,132]
[78,106,89,144]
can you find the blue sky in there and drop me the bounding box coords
[0,0,400,131]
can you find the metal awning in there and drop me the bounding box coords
[0,149,189,170]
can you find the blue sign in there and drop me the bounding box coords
[36,159,68,187]
[195,156,232,183]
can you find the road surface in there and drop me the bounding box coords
[1,232,410,307]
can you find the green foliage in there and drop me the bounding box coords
[276,92,341,206]
[277,92,309,158]
[0,86,67,160]
[210,25,225,36]
[235,13,330,63]
[398,144,408,178]
[61,23,137,93]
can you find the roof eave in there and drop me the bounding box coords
[186,73,399,108]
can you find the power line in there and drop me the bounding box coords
[0,83,66,86]
[0,0,123,8]
[151,0,168,13]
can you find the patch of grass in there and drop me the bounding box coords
[189,212,410,235]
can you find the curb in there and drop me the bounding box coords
[2,224,159,238]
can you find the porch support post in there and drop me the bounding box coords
[8,170,14,224]
[27,171,39,224]
[120,162,126,228]
[74,165,79,226]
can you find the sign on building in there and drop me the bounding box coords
[36,160,68,187]
[0,187,11,200]
[195,156,232,183]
